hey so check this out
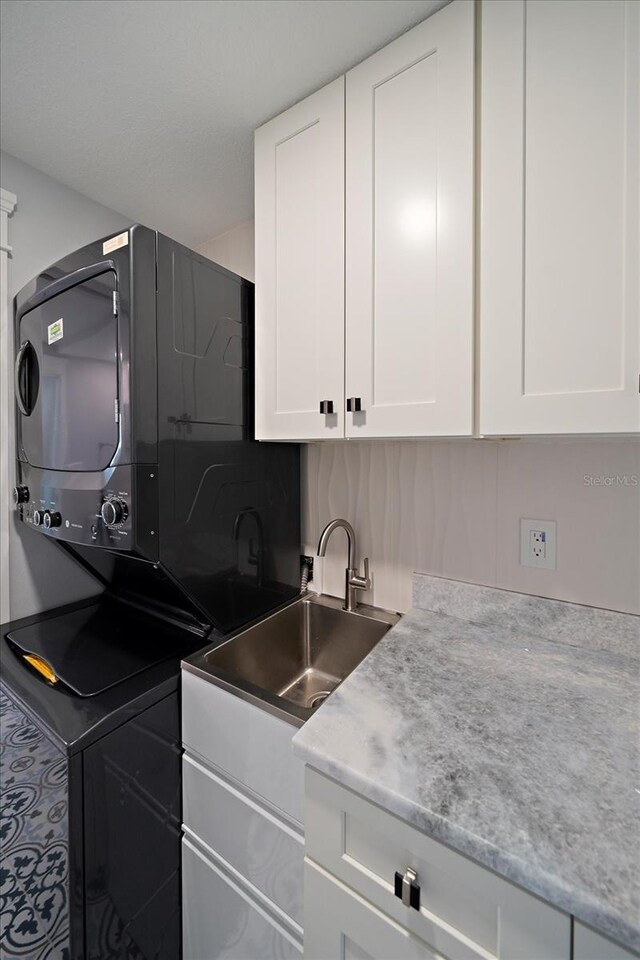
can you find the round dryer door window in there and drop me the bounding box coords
[17,270,119,473]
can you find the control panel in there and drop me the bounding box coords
[13,463,137,551]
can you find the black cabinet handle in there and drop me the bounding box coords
[319,400,334,415]
[346,397,362,412]
[394,868,420,910]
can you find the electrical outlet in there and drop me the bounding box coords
[530,529,546,560]
[520,519,556,570]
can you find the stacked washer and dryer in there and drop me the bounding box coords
[0,225,300,960]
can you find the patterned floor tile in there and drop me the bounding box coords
[0,686,69,960]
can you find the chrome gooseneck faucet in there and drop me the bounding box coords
[317,519,371,612]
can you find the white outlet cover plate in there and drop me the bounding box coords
[520,518,557,570]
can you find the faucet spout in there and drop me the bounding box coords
[317,518,356,570]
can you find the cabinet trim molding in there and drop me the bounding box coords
[0,186,17,624]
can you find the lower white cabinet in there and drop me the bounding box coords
[304,768,571,960]
[182,670,305,958]
[183,837,302,960]
[180,681,638,960]
[182,668,305,824]
[305,859,442,960]
[183,753,304,926]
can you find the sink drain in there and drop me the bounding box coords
[308,692,330,710]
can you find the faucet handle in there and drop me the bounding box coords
[350,557,371,591]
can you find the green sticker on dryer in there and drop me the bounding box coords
[48,318,63,345]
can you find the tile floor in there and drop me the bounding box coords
[0,686,69,960]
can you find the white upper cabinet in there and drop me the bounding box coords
[254,1,474,441]
[254,78,345,441]
[480,0,640,435]
[345,0,475,438]
[254,0,635,440]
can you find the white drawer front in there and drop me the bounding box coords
[305,769,570,960]
[305,859,442,960]
[182,670,304,824]
[183,752,304,927]
[183,836,302,960]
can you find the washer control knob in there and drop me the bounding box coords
[101,499,127,527]
[13,484,29,505]
[43,511,61,529]
[33,509,44,526]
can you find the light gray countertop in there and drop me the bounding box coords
[293,575,640,953]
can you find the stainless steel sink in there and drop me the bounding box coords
[183,593,400,726]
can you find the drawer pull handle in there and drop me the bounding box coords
[394,867,420,910]
[319,400,334,415]
[346,397,362,412]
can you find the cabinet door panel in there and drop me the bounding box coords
[304,860,441,960]
[255,78,345,440]
[182,753,304,927]
[182,837,301,960]
[345,0,475,438]
[480,0,640,435]
[182,670,305,826]
[305,768,570,960]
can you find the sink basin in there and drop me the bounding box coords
[183,593,400,725]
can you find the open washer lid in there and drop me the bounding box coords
[6,596,199,698]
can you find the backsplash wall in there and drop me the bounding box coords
[302,438,640,616]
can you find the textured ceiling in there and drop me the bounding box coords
[1,0,447,246]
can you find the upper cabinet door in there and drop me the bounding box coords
[480,0,640,436]
[345,0,475,439]
[254,78,345,441]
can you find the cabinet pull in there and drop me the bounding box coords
[346,397,362,412]
[394,868,420,910]
[319,400,334,415]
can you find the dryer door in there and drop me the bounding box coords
[17,269,119,472]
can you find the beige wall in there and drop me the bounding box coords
[199,220,640,616]
[197,220,255,281]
